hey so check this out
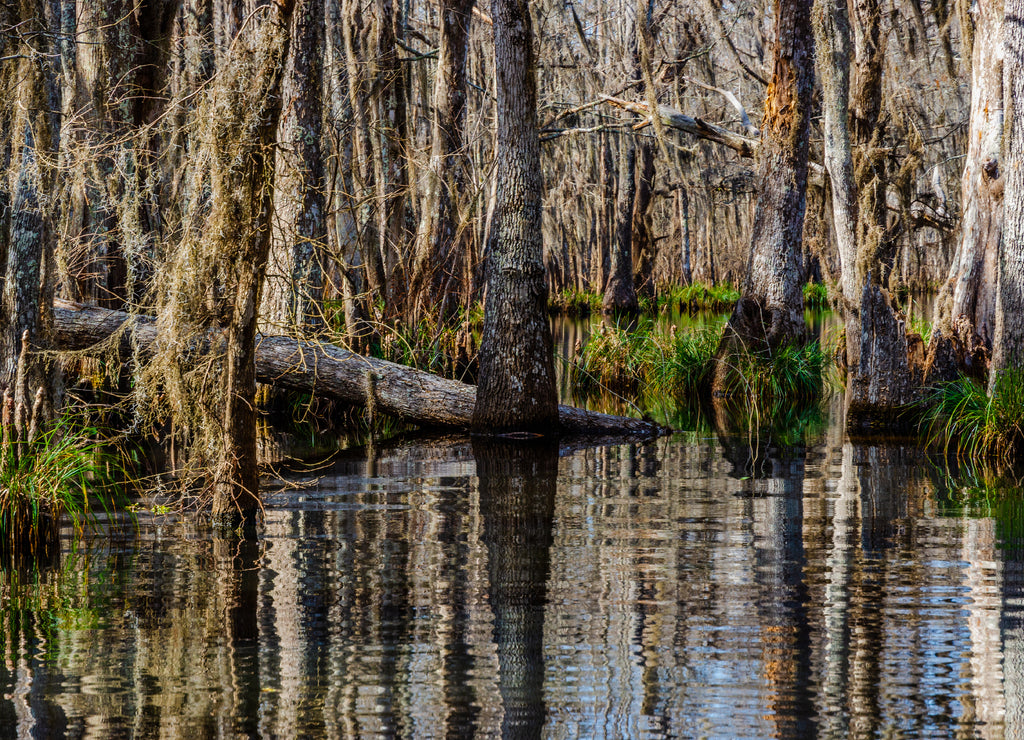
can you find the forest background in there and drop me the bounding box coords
[1,0,1021,529]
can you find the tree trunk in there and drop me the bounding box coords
[52,301,667,437]
[713,0,813,392]
[632,140,656,297]
[993,0,1024,381]
[373,0,410,314]
[678,186,693,285]
[927,0,1004,383]
[409,0,476,322]
[602,138,640,313]
[849,0,926,429]
[260,0,327,335]
[813,0,857,304]
[157,0,294,527]
[1,0,60,420]
[472,0,559,433]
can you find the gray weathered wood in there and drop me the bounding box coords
[52,301,667,438]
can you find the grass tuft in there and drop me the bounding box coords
[0,414,129,555]
[570,319,833,432]
[921,369,1024,462]
[802,282,831,309]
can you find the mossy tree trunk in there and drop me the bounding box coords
[713,0,813,392]
[190,0,294,528]
[842,0,926,431]
[409,0,476,323]
[260,0,327,335]
[472,0,559,433]
[927,0,1004,383]
[0,0,61,418]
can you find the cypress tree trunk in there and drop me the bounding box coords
[632,140,656,297]
[1,0,60,418]
[844,0,926,430]
[472,0,559,433]
[197,0,294,528]
[602,139,640,313]
[713,0,813,392]
[927,0,1004,382]
[260,0,327,335]
[993,0,1024,380]
[409,0,476,322]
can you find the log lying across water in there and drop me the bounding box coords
[52,300,668,438]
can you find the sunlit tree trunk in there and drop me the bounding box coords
[928,0,1004,381]
[472,0,559,433]
[205,0,294,527]
[993,0,1024,380]
[260,0,327,335]
[713,0,813,391]
[409,0,476,321]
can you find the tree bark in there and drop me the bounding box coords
[602,137,640,313]
[260,0,327,335]
[847,0,926,430]
[632,140,656,297]
[713,0,814,393]
[1,0,60,419]
[166,0,294,527]
[927,0,1004,383]
[473,0,559,433]
[52,301,667,438]
[408,0,476,322]
[993,0,1024,381]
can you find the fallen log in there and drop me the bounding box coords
[52,300,668,438]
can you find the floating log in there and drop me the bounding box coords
[52,300,668,438]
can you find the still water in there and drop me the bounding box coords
[3,395,1024,738]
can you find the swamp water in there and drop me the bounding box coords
[3,308,1024,739]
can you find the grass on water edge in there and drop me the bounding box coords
[549,281,833,317]
[921,369,1024,463]
[569,317,834,434]
[1,413,130,555]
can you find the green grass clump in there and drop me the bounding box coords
[722,341,829,405]
[802,282,830,308]
[666,283,740,313]
[571,318,831,430]
[910,316,933,344]
[1,416,127,554]
[548,289,601,316]
[922,369,1024,462]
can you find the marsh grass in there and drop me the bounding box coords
[921,369,1024,462]
[549,289,602,316]
[802,282,831,309]
[571,319,833,432]
[0,416,129,555]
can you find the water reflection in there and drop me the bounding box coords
[1,427,1024,738]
